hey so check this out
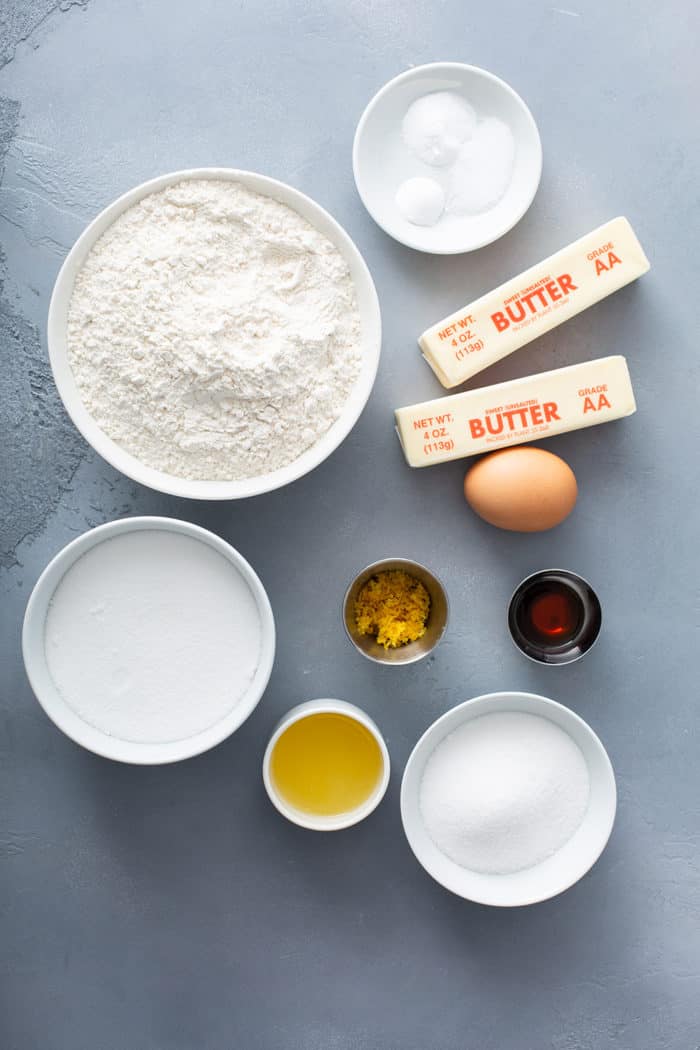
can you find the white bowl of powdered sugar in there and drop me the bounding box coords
[401,692,616,906]
[22,517,275,763]
[48,169,381,499]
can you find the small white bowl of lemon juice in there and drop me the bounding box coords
[263,699,390,831]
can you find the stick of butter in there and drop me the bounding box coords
[419,217,650,388]
[395,355,636,467]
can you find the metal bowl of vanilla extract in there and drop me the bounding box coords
[508,569,602,666]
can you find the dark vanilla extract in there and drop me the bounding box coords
[508,570,601,665]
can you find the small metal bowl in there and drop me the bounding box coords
[343,558,449,666]
[508,568,602,666]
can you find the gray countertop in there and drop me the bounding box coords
[1,2,699,1047]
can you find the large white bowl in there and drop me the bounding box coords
[22,517,276,764]
[353,63,542,254]
[48,168,382,499]
[401,692,616,906]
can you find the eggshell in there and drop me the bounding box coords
[464,447,578,532]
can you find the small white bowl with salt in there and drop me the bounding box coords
[400,692,616,906]
[353,63,542,253]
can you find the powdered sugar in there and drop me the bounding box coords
[67,179,363,481]
[44,529,262,744]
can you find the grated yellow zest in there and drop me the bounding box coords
[354,570,431,649]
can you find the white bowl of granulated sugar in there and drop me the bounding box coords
[48,168,381,499]
[22,517,276,764]
[401,692,617,906]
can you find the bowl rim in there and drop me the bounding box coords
[262,698,391,830]
[22,516,276,764]
[48,167,382,499]
[342,556,450,666]
[400,691,617,906]
[352,61,543,254]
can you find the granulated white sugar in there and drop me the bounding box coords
[419,711,590,875]
[44,529,262,744]
[446,117,515,216]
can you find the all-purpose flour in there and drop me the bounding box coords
[67,179,363,481]
[44,530,262,743]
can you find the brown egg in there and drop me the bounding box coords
[464,446,578,532]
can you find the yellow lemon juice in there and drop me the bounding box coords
[270,712,384,816]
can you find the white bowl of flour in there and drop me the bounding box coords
[22,517,276,763]
[48,169,381,498]
[401,692,616,906]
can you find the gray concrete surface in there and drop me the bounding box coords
[1,2,699,1047]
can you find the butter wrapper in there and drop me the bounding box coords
[419,217,650,388]
[395,355,636,467]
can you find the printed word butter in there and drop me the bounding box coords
[395,356,636,467]
[419,218,650,388]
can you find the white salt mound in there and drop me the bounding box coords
[395,176,445,227]
[419,711,590,875]
[402,91,477,167]
[447,117,515,215]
